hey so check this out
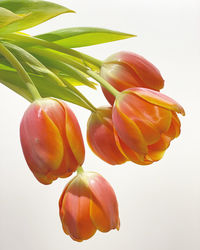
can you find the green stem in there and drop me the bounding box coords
[61,78,97,112]
[87,70,120,97]
[0,42,41,100]
[77,166,84,174]
[76,52,103,68]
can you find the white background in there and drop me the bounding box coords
[1,0,200,249]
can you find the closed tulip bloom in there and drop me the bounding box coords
[100,51,164,105]
[112,87,185,165]
[20,98,85,184]
[87,107,127,165]
[59,170,120,242]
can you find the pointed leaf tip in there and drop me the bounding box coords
[0,0,75,34]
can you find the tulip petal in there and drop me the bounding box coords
[113,102,149,154]
[147,134,172,161]
[165,112,181,139]
[109,52,164,90]
[63,102,85,166]
[114,130,153,165]
[39,98,79,177]
[117,92,172,145]
[87,108,127,165]
[101,62,142,105]
[20,102,64,184]
[60,176,96,242]
[88,173,120,232]
[128,88,185,115]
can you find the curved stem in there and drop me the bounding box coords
[40,66,97,112]
[77,166,84,174]
[76,52,103,68]
[87,70,120,97]
[61,78,97,112]
[0,42,41,100]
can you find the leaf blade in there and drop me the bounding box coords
[0,0,74,34]
[36,27,135,48]
[0,7,24,28]
[0,64,93,110]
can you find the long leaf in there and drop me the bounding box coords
[0,7,24,28]
[0,35,98,86]
[1,33,101,72]
[0,0,74,34]
[0,63,93,110]
[36,27,135,48]
[25,48,96,88]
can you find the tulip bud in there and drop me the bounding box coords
[100,51,164,105]
[59,170,120,242]
[112,87,185,165]
[20,98,85,184]
[87,107,127,165]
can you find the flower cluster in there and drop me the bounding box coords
[20,51,184,241]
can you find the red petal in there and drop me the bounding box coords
[63,102,85,166]
[20,101,64,184]
[113,103,148,155]
[129,88,185,115]
[59,176,96,242]
[87,108,127,165]
[88,173,120,232]
[114,130,153,165]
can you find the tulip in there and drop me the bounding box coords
[20,98,85,184]
[100,51,164,105]
[59,170,120,242]
[87,107,127,165]
[112,87,185,165]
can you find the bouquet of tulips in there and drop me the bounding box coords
[0,0,185,242]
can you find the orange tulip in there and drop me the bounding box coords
[112,87,185,165]
[100,51,164,105]
[87,107,127,165]
[20,98,85,184]
[59,170,120,242]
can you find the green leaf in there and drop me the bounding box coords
[0,7,24,28]
[0,34,96,88]
[36,27,135,48]
[0,61,94,110]
[0,33,101,71]
[0,0,74,34]
[25,47,96,88]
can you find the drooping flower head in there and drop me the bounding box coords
[87,107,127,165]
[100,51,164,105]
[59,170,120,242]
[112,87,185,165]
[20,98,85,184]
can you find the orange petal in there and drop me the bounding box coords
[113,102,148,154]
[110,52,164,90]
[20,102,64,183]
[165,112,181,139]
[63,102,85,166]
[147,134,172,161]
[129,88,185,115]
[40,99,78,177]
[59,176,96,242]
[114,130,153,165]
[146,149,166,162]
[117,92,172,145]
[87,108,127,165]
[88,173,120,232]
